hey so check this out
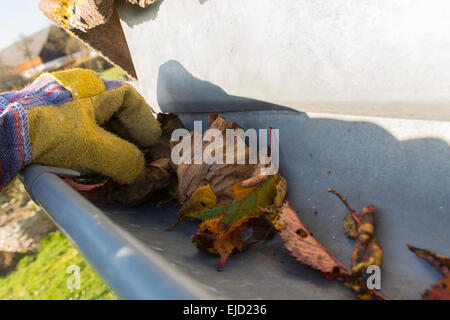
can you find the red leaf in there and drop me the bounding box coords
[406,244,450,277]
[407,244,450,300]
[279,201,348,278]
[423,277,450,300]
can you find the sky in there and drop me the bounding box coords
[0,0,52,50]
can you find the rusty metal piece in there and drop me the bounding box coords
[39,1,137,79]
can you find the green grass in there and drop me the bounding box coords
[101,67,130,81]
[0,230,117,300]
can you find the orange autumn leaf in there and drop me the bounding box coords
[190,174,288,270]
[423,277,450,300]
[168,185,217,230]
[172,173,284,228]
[191,212,256,271]
[232,183,257,201]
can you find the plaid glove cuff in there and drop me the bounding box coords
[0,76,72,189]
[0,71,130,189]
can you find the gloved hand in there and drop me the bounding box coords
[0,68,161,189]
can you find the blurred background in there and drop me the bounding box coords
[0,0,124,300]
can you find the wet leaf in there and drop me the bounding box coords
[279,200,348,278]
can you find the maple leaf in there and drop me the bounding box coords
[407,244,450,300]
[279,201,349,278]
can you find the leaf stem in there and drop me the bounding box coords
[372,290,389,300]
[327,188,355,213]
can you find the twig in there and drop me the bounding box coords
[373,290,389,300]
[327,188,355,213]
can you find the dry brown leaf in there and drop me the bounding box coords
[281,189,388,300]
[106,158,176,207]
[192,213,254,271]
[240,173,269,188]
[174,113,259,206]
[328,189,384,300]
[345,206,383,300]
[144,113,185,161]
[68,113,183,206]
[279,200,348,278]
[76,158,176,207]
[406,244,450,277]
[407,244,450,300]
[349,205,383,271]
[192,209,277,271]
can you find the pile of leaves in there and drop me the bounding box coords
[63,112,448,300]
[168,113,287,270]
[69,113,288,271]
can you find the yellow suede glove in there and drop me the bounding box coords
[27,69,161,184]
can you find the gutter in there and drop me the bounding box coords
[20,164,213,300]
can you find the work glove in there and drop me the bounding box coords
[0,68,161,189]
